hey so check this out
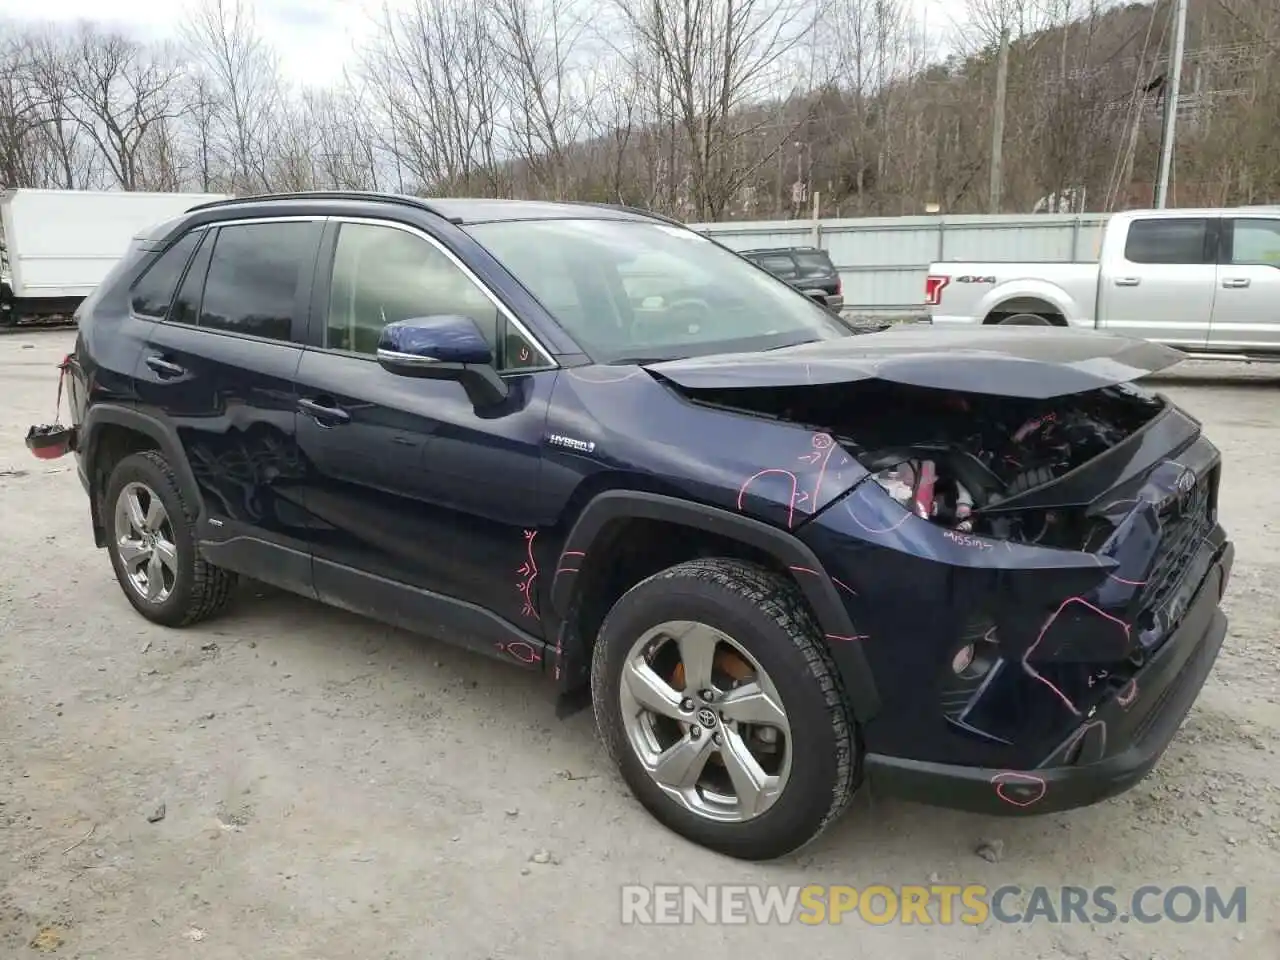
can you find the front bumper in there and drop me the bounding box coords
[863,537,1233,815]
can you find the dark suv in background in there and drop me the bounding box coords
[46,192,1232,861]
[741,246,843,312]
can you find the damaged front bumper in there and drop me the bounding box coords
[865,530,1231,815]
[797,417,1234,817]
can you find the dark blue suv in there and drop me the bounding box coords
[48,192,1233,860]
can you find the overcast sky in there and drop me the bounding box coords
[0,0,960,88]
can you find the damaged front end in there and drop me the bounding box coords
[650,328,1232,813]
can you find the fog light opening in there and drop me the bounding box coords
[950,633,999,681]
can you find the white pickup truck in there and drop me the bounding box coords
[925,206,1280,359]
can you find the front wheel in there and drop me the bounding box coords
[591,558,859,860]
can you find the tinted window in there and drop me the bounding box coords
[199,222,318,340]
[169,231,212,326]
[325,222,538,369]
[1124,219,1209,265]
[1229,219,1280,266]
[754,254,796,276]
[130,231,202,317]
[793,251,834,274]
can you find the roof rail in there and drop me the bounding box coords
[183,190,456,221]
[569,201,691,230]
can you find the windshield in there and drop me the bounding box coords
[464,219,851,363]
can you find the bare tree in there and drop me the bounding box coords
[64,27,186,190]
[361,0,506,193]
[615,0,818,220]
[180,69,221,191]
[0,32,53,189]
[181,0,285,192]
[490,0,587,198]
[25,30,97,189]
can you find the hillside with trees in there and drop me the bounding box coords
[1,0,1276,221]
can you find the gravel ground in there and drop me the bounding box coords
[1,329,1277,959]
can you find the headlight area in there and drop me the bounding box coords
[796,475,1167,770]
[860,447,1115,552]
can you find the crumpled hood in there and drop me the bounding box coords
[646,326,1185,399]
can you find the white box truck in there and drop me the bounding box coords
[1,188,230,326]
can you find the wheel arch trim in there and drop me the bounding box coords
[550,490,881,721]
[81,403,204,545]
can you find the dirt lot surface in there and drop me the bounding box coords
[2,328,1277,959]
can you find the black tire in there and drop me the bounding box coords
[997,312,1055,326]
[104,450,237,627]
[590,558,858,861]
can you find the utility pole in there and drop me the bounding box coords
[1155,0,1188,209]
[990,26,1010,214]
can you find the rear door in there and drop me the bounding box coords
[1209,215,1280,352]
[1096,216,1218,349]
[291,217,557,645]
[130,217,324,595]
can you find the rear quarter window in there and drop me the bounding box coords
[129,231,203,318]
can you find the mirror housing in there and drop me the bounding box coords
[375,315,508,407]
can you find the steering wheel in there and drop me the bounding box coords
[656,296,713,335]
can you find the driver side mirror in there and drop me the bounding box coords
[375,315,509,408]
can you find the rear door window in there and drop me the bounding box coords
[199,221,322,341]
[130,231,203,318]
[1123,219,1212,265]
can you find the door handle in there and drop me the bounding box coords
[1222,277,1251,289]
[298,397,351,425]
[144,355,186,378]
[1114,277,1141,287]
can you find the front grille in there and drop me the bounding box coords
[1138,474,1212,623]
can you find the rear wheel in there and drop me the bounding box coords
[591,558,858,860]
[104,451,237,627]
[999,312,1055,326]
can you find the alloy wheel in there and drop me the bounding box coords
[618,620,792,823]
[114,481,179,604]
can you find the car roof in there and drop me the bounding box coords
[181,191,678,226]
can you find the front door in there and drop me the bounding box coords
[130,218,324,595]
[1209,215,1280,353]
[291,219,557,655]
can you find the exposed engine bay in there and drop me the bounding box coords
[689,379,1166,549]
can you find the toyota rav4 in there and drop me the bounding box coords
[39,192,1233,861]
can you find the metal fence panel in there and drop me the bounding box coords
[689,213,1112,316]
